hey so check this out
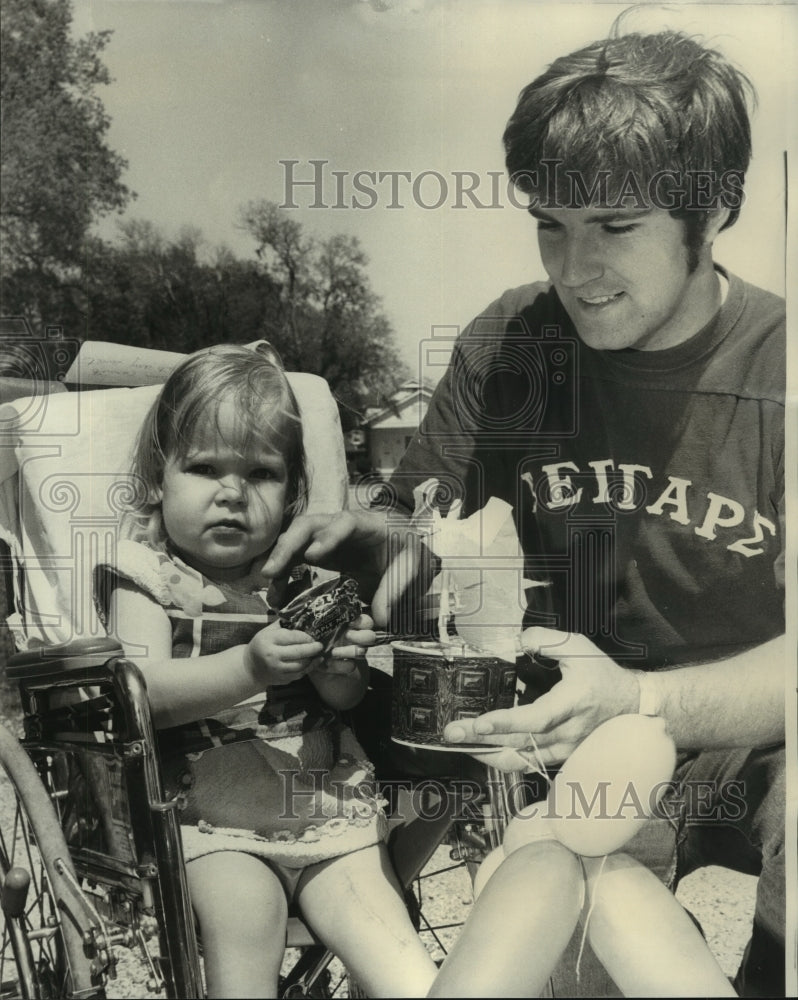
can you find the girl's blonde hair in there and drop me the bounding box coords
[127,344,309,547]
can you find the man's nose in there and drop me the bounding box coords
[556,234,603,288]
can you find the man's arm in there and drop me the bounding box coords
[630,634,784,750]
[443,628,785,765]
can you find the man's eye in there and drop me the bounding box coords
[604,224,638,235]
[535,221,561,233]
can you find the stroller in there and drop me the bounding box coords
[0,339,524,998]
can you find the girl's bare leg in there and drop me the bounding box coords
[428,840,584,998]
[187,852,288,999]
[296,843,437,998]
[582,852,737,997]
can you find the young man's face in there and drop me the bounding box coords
[531,205,720,351]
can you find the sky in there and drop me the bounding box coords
[72,0,797,381]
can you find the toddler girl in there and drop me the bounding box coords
[96,345,437,999]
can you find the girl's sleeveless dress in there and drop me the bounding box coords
[95,539,387,868]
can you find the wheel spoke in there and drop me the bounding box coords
[0,754,71,998]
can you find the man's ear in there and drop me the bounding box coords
[703,206,732,244]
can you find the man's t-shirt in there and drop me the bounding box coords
[391,269,784,669]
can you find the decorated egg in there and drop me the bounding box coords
[473,846,506,899]
[502,803,554,856]
[549,714,676,857]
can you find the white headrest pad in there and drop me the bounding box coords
[1,373,347,645]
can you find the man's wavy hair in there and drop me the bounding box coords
[127,344,308,548]
[504,30,755,245]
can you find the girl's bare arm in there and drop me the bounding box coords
[109,579,322,728]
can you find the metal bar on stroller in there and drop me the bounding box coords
[105,655,203,999]
[8,638,204,998]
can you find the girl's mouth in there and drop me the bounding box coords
[209,520,246,533]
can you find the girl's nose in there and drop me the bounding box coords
[215,477,246,504]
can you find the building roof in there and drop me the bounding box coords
[364,380,434,430]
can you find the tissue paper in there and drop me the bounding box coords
[410,479,537,661]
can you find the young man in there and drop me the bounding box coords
[266,28,786,996]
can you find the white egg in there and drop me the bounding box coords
[549,714,676,857]
[473,846,506,898]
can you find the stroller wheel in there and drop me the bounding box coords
[0,724,105,999]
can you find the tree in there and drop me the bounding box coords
[81,221,282,353]
[239,200,409,419]
[0,0,131,325]
[238,200,314,365]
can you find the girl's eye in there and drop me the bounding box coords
[250,467,276,481]
[187,463,215,476]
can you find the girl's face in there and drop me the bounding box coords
[159,401,289,582]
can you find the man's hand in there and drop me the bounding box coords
[443,627,641,768]
[263,509,431,630]
[262,511,392,598]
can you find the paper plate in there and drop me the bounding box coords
[391,736,506,754]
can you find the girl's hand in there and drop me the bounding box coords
[245,621,324,687]
[327,613,377,661]
[308,616,372,709]
[310,657,359,677]
[311,613,376,677]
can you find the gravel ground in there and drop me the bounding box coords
[97,850,757,997]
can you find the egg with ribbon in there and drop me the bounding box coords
[549,714,676,857]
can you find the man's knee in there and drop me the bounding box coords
[680,745,785,876]
[504,839,584,895]
[753,746,785,862]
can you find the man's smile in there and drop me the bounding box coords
[576,291,625,306]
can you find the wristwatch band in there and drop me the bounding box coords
[637,671,661,717]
